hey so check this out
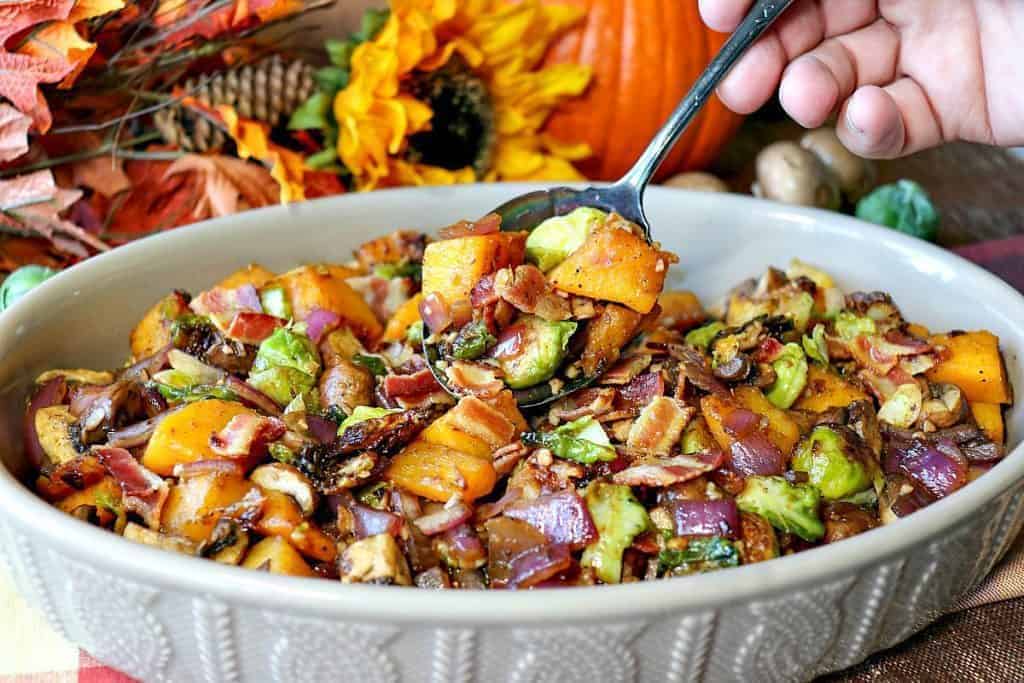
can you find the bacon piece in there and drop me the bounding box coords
[445,361,504,397]
[383,369,441,399]
[189,284,262,329]
[224,312,282,344]
[355,230,426,270]
[438,213,501,239]
[95,447,169,528]
[549,387,617,423]
[209,414,287,464]
[446,396,517,449]
[492,442,529,477]
[619,372,665,407]
[600,355,653,385]
[612,452,723,488]
[494,265,571,321]
[470,274,498,308]
[626,397,695,454]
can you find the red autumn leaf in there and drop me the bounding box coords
[0,53,74,132]
[163,154,278,218]
[0,170,109,255]
[70,155,131,197]
[0,0,74,46]
[154,0,283,45]
[0,104,31,162]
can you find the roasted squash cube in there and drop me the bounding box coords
[216,263,276,290]
[970,402,1005,444]
[382,292,424,342]
[161,472,257,542]
[794,365,870,413]
[926,331,1012,404]
[421,231,527,304]
[142,399,255,476]
[269,265,382,342]
[386,440,497,503]
[242,536,315,577]
[129,291,189,360]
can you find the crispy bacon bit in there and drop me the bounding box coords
[172,459,248,479]
[619,372,665,407]
[494,265,571,321]
[492,442,529,476]
[383,369,441,399]
[446,396,517,449]
[209,414,287,462]
[438,213,501,239]
[445,361,505,397]
[549,387,617,423]
[752,337,784,363]
[504,491,597,549]
[420,292,452,334]
[626,397,695,454]
[601,355,653,385]
[224,312,283,344]
[95,447,169,529]
[355,230,426,270]
[470,274,498,308]
[189,284,262,328]
[612,453,721,488]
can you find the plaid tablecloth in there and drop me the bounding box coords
[2,234,1023,682]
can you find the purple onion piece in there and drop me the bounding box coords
[671,499,740,538]
[350,503,402,539]
[107,409,178,449]
[24,376,68,470]
[414,503,473,536]
[898,438,968,499]
[728,432,786,477]
[305,415,338,445]
[304,308,341,344]
[503,491,597,549]
[225,376,282,416]
[506,543,571,589]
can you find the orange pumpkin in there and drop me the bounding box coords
[543,0,745,180]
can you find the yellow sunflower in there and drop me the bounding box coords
[332,0,592,190]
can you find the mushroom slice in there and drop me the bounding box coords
[199,519,250,565]
[339,534,412,586]
[35,369,114,386]
[35,405,82,465]
[250,462,319,517]
[123,522,197,554]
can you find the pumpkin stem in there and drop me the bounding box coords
[405,57,495,178]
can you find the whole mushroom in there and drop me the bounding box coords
[753,141,841,210]
[663,171,730,193]
[800,127,876,202]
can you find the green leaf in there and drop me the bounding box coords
[581,482,650,584]
[685,321,726,350]
[315,66,350,94]
[325,38,358,68]
[450,321,496,360]
[802,323,830,365]
[269,443,296,465]
[151,382,238,404]
[522,416,616,464]
[373,261,422,282]
[856,179,940,242]
[305,147,340,171]
[352,353,387,376]
[657,537,739,576]
[288,92,332,131]
[356,8,390,42]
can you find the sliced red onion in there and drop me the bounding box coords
[671,499,740,538]
[304,308,342,344]
[441,523,487,568]
[351,503,403,539]
[119,345,171,381]
[383,369,441,399]
[234,284,262,312]
[438,213,501,240]
[389,488,423,519]
[491,323,526,360]
[95,447,168,529]
[172,459,247,479]
[306,415,338,445]
[168,349,225,384]
[476,487,523,522]
[413,502,473,536]
[24,376,67,470]
[897,438,968,499]
[470,274,498,307]
[618,372,665,407]
[107,409,178,449]
[729,433,786,477]
[419,292,452,334]
[505,543,571,590]
[224,376,282,416]
[504,491,597,549]
[722,408,760,437]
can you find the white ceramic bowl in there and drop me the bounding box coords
[0,185,1021,683]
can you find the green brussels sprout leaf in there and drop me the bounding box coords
[833,311,876,342]
[338,405,403,436]
[684,321,726,350]
[450,321,496,360]
[581,482,651,584]
[802,323,830,365]
[657,536,739,577]
[765,342,809,409]
[525,207,607,272]
[522,416,616,464]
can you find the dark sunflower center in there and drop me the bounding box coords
[405,57,495,177]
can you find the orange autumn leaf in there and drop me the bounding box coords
[154,0,294,45]
[0,53,74,132]
[18,21,97,88]
[67,0,125,22]
[0,0,73,45]
[163,154,279,219]
[214,104,305,203]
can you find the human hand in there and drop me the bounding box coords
[699,0,1024,158]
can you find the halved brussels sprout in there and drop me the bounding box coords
[802,324,830,365]
[834,311,876,342]
[765,343,808,409]
[497,316,577,389]
[792,426,872,500]
[685,321,726,350]
[581,481,650,584]
[736,475,825,542]
[525,207,608,272]
[523,416,615,464]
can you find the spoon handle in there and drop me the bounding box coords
[620,0,797,193]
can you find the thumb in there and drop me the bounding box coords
[837,83,943,159]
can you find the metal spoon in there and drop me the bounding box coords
[427,0,796,407]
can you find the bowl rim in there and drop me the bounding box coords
[1,184,1021,625]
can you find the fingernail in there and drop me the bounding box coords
[845,107,866,137]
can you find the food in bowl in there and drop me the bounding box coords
[23,208,1012,589]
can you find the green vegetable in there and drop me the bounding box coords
[522,416,616,464]
[338,406,402,436]
[802,324,829,365]
[792,426,872,500]
[94,490,121,515]
[260,286,292,319]
[248,366,317,407]
[151,382,238,404]
[497,315,576,389]
[249,327,321,406]
[451,321,496,360]
[834,311,876,342]
[841,488,878,507]
[353,353,387,376]
[765,342,808,409]
[321,404,347,426]
[777,291,815,334]
[856,179,940,242]
[525,207,607,272]
[736,475,825,542]
[374,261,422,282]
[0,265,58,312]
[581,482,650,584]
[684,321,726,350]
[406,320,425,346]
[269,443,296,465]
[356,481,390,509]
[657,537,740,577]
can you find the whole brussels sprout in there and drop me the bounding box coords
[765,342,808,409]
[856,179,940,242]
[736,475,825,542]
[792,426,873,501]
[581,482,650,584]
[0,265,59,312]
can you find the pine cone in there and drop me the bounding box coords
[155,55,316,153]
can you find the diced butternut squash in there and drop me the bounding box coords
[734,386,801,456]
[216,263,276,289]
[56,477,121,516]
[794,365,870,413]
[926,331,1012,404]
[657,291,706,331]
[129,291,189,360]
[386,440,497,503]
[548,226,668,314]
[699,394,737,454]
[580,304,643,376]
[382,292,424,342]
[242,536,315,577]
[421,231,527,304]
[269,265,382,342]
[161,472,257,542]
[253,491,336,562]
[419,415,491,460]
[142,400,255,476]
[970,402,1005,444]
